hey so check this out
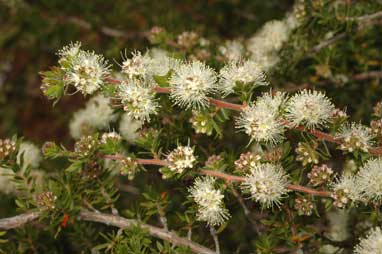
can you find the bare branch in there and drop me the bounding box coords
[0,211,41,230]
[0,211,216,254]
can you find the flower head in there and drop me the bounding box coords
[356,158,382,203]
[0,139,17,161]
[165,146,196,174]
[354,227,382,254]
[118,113,143,143]
[65,49,110,95]
[331,174,360,208]
[236,92,286,144]
[336,123,373,153]
[17,142,42,169]
[69,94,117,139]
[189,176,230,226]
[219,60,267,96]
[121,51,152,79]
[169,61,217,109]
[118,79,159,122]
[218,40,245,62]
[286,90,334,129]
[241,163,289,208]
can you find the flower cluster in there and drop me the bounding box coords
[169,61,217,109]
[236,91,286,144]
[189,110,213,135]
[294,197,314,216]
[70,94,117,139]
[74,135,98,157]
[295,141,319,166]
[17,142,42,169]
[36,191,57,210]
[218,40,244,62]
[165,146,196,174]
[189,177,230,226]
[100,132,121,144]
[241,163,289,208]
[234,152,261,173]
[356,158,382,203]
[0,138,17,161]
[286,90,334,129]
[308,164,333,187]
[336,123,373,153]
[117,79,159,122]
[331,175,359,208]
[119,157,140,180]
[354,227,382,254]
[218,60,267,96]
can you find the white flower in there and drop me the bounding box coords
[118,113,143,143]
[356,158,382,203]
[336,123,373,153]
[65,50,110,95]
[165,146,196,174]
[236,92,286,144]
[331,174,360,208]
[118,79,159,122]
[286,90,334,129]
[169,61,217,109]
[146,49,180,77]
[219,60,267,96]
[100,132,121,144]
[247,20,290,57]
[0,167,16,194]
[241,163,289,208]
[17,142,42,169]
[189,176,230,226]
[354,227,382,254]
[69,94,117,139]
[218,40,245,62]
[58,41,82,61]
[121,51,152,79]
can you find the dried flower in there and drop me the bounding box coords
[177,31,199,49]
[119,157,140,180]
[189,176,230,226]
[234,152,262,173]
[36,191,57,210]
[354,227,382,254]
[165,146,196,174]
[169,61,217,109]
[337,123,373,153]
[219,60,267,96]
[241,163,289,208]
[294,197,314,216]
[118,79,159,122]
[0,139,17,161]
[286,90,334,129]
[74,135,98,157]
[308,164,334,187]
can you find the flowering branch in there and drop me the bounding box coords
[103,155,332,198]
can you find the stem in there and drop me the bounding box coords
[0,211,216,254]
[209,227,220,254]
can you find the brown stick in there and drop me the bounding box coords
[0,211,215,254]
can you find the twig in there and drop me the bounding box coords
[0,211,41,230]
[209,227,220,254]
[310,11,382,54]
[230,187,260,234]
[0,211,216,254]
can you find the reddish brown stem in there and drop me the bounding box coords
[103,155,332,197]
[208,98,244,111]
